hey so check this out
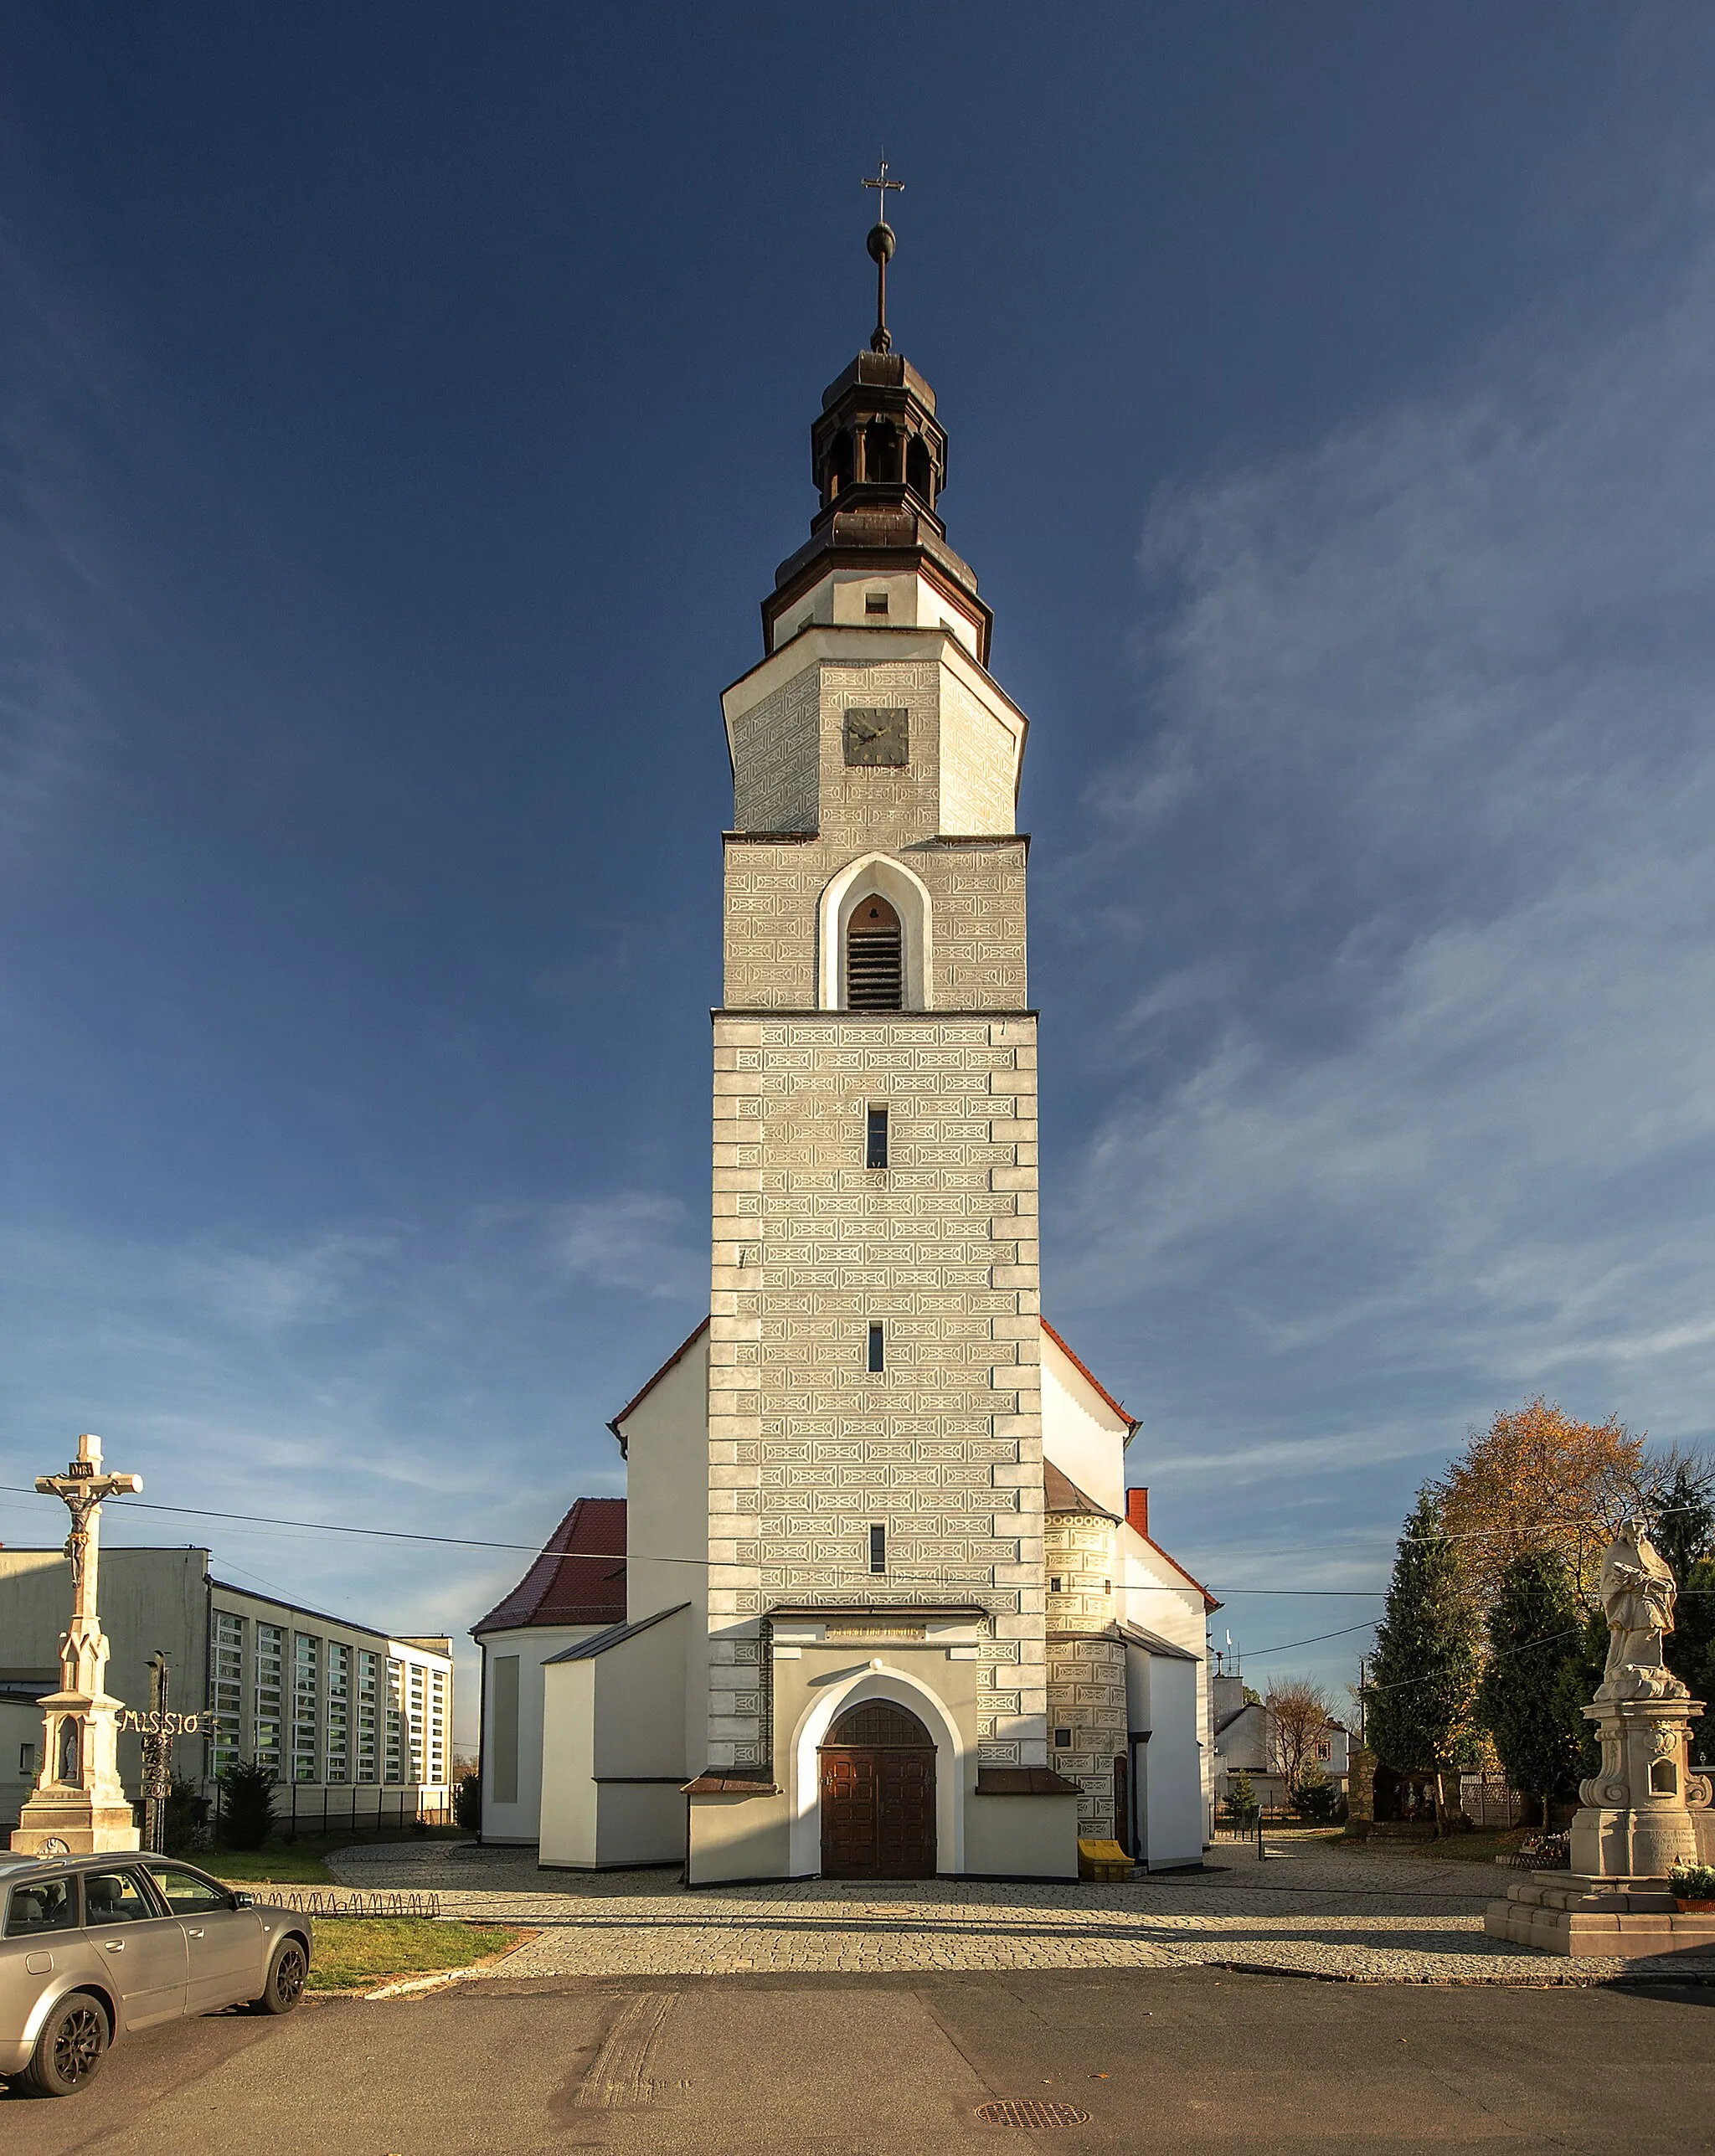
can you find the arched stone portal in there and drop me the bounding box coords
[818,1700,936,1879]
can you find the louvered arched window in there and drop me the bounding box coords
[846,896,903,1010]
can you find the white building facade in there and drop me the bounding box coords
[0,1546,452,1835]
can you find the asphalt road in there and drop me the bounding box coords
[3,1968,1712,2154]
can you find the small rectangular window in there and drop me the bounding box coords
[869,1524,886,1575]
[18,1742,36,1777]
[1049,1577,1063,1594]
[866,1104,889,1169]
[1053,1727,1073,1750]
[868,1321,885,1373]
[865,589,889,615]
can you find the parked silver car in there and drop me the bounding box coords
[0,1850,312,2097]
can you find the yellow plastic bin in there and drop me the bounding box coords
[1078,1838,1136,1881]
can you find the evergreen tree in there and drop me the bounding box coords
[1650,1461,1715,1695]
[1477,1549,1585,1827]
[1548,1603,1608,1793]
[216,1759,278,1851]
[1367,1490,1481,1828]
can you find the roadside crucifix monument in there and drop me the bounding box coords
[10,1433,145,1855]
[1487,1516,1714,1956]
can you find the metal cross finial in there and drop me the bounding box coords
[861,158,905,353]
[862,157,905,222]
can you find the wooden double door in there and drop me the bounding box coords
[818,1701,937,1880]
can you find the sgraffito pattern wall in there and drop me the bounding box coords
[1045,1512,1128,1839]
[724,643,1027,1011]
[708,1013,1044,1769]
[724,836,1027,1011]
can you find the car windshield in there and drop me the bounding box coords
[4,1876,77,1937]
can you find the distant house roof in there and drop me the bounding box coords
[471,1496,628,1639]
[1043,1460,1120,1521]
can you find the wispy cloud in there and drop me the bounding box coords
[551,1191,703,1301]
[1053,176,1715,1654]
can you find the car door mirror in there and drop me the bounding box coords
[230,1891,255,1908]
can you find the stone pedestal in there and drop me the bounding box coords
[9,1618,139,1855]
[1487,1872,1715,1957]
[1486,1690,1712,1958]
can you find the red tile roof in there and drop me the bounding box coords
[471,1496,628,1638]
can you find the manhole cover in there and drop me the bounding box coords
[975,2100,1091,2128]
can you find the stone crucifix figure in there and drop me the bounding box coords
[10,1433,146,1855]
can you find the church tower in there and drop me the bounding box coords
[504,203,1216,1883]
[694,208,1075,1881]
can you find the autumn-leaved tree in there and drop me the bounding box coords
[1367,1490,1481,1826]
[1265,1680,1336,1794]
[1430,1398,1648,1604]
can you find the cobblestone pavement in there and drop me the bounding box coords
[327,1830,1715,1984]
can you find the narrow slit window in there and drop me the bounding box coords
[869,1523,886,1575]
[866,1104,889,1169]
[868,1321,885,1373]
[847,896,903,1010]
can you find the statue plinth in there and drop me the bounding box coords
[1486,1517,1715,1958]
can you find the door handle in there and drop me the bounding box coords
[103,1939,126,1951]
[185,1927,204,1938]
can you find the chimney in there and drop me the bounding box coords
[1125,1487,1149,1540]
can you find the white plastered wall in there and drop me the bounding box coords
[1039,1328,1128,1516]
[1125,1649,1203,1870]
[478,1623,604,1845]
[538,1607,691,1870]
[616,1328,710,1782]
[769,571,982,659]
[1117,1525,1213,1833]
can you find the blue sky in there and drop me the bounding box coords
[4,6,1714,1737]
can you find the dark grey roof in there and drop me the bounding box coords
[1116,1618,1200,1665]
[542,1603,691,1665]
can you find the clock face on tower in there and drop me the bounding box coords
[842,706,909,767]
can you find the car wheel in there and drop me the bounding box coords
[21,1992,109,2097]
[250,1936,308,2014]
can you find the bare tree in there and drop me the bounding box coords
[1266,1680,1336,1793]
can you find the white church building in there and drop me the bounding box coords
[474,227,1217,1883]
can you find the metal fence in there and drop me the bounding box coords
[260,1887,443,1918]
[209,1783,455,1841]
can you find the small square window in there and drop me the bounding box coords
[865,590,889,615]
[868,1321,885,1373]
[1053,1728,1073,1750]
[869,1524,886,1575]
[866,1104,889,1170]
